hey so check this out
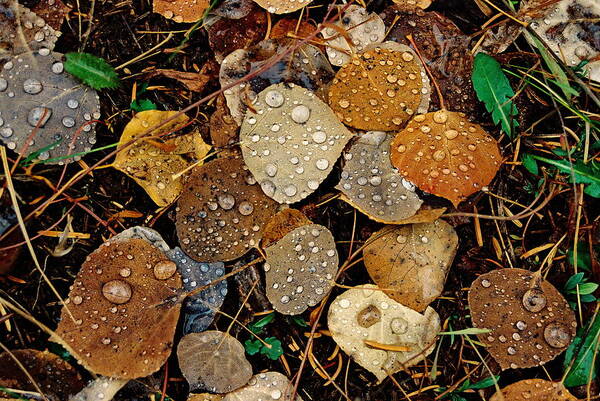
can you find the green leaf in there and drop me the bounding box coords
[439,328,491,335]
[568,243,593,271]
[291,315,308,327]
[563,312,600,387]
[532,155,600,198]
[565,272,585,291]
[260,337,283,360]
[130,98,157,112]
[64,52,120,90]
[521,153,539,175]
[462,375,500,390]
[20,138,62,166]
[244,339,262,356]
[248,313,275,334]
[578,282,599,295]
[472,53,519,137]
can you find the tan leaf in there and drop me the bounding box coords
[490,379,578,401]
[363,221,458,312]
[176,157,279,262]
[188,394,224,401]
[251,0,312,14]
[264,223,338,315]
[153,0,209,23]
[261,209,312,248]
[177,331,252,393]
[223,372,304,401]
[210,94,239,148]
[113,110,211,207]
[391,0,432,11]
[468,268,577,370]
[327,46,427,131]
[328,284,440,382]
[390,109,501,206]
[148,69,213,92]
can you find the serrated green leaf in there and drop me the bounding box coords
[244,339,262,356]
[563,312,600,387]
[521,153,539,175]
[260,337,283,360]
[472,53,519,137]
[65,52,119,90]
[532,155,600,198]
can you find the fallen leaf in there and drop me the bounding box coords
[223,372,304,401]
[328,284,440,382]
[251,0,312,14]
[153,0,209,23]
[264,223,339,315]
[261,208,312,248]
[176,157,279,262]
[363,221,458,312]
[213,0,254,19]
[321,5,386,67]
[390,109,502,206]
[31,0,71,30]
[147,68,213,92]
[328,44,428,131]
[337,131,423,223]
[468,268,577,370]
[490,379,577,401]
[240,83,352,204]
[177,330,253,393]
[270,18,317,41]
[391,0,432,10]
[113,110,211,206]
[188,394,224,401]
[210,94,239,148]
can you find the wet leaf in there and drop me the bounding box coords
[472,53,519,137]
[264,223,339,315]
[328,284,440,382]
[260,337,283,360]
[261,209,313,248]
[55,237,182,379]
[113,110,211,206]
[490,379,577,401]
[563,312,600,387]
[321,5,386,67]
[209,94,239,149]
[31,0,71,30]
[251,0,312,14]
[328,44,429,131]
[240,83,352,204]
[207,8,267,63]
[153,0,209,23]
[390,109,502,206]
[223,372,303,401]
[188,394,224,401]
[337,131,423,223]
[147,68,213,92]
[177,330,252,393]
[468,268,577,370]
[270,18,317,41]
[64,52,119,90]
[531,155,600,198]
[176,157,279,262]
[363,220,458,312]
[167,247,227,335]
[220,38,334,125]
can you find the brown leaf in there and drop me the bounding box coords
[390,109,501,206]
[251,0,312,14]
[490,379,577,401]
[270,18,317,40]
[210,94,239,148]
[363,221,458,312]
[261,209,312,248]
[148,68,213,92]
[31,0,71,30]
[153,0,209,23]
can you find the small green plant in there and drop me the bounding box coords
[243,313,284,360]
[64,52,119,90]
[472,53,519,137]
[563,311,600,387]
[436,375,499,401]
[564,272,598,309]
[130,83,157,112]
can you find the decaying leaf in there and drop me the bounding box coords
[167,247,227,334]
[251,0,312,14]
[113,110,211,206]
[261,208,312,248]
[188,394,224,401]
[223,372,303,401]
[380,6,479,118]
[176,157,279,262]
[0,51,100,164]
[207,8,267,63]
[177,330,252,393]
[55,237,182,379]
[363,221,458,312]
[270,18,317,41]
[70,377,128,401]
[213,0,254,19]
[220,38,334,125]
[111,225,170,252]
[240,83,352,204]
[328,284,440,382]
[468,268,577,370]
[31,0,71,30]
[337,131,423,223]
[0,1,58,62]
[153,0,209,23]
[327,45,428,131]
[0,349,85,401]
[490,379,577,401]
[391,0,432,10]
[264,223,339,315]
[321,5,386,67]
[526,0,600,81]
[210,94,239,149]
[147,68,213,92]
[390,109,502,206]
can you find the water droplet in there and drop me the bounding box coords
[316,158,329,170]
[154,260,177,280]
[265,90,284,107]
[291,105,310,124]
[481,279,491,288]
[23,78,43,94]
[265,163,278,177]
[357,304,381,328]
[62,116,75,128]
[522,288,547,312]
[238,201,254,215]
[391,317,408,334]
[544,322,571,348]
[102,280,132,304]
[27,107,52,127]
[217,193,235,210]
